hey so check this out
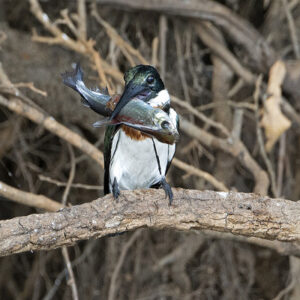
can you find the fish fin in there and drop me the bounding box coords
[93,119,120,127]
[99,87,109,95]
[61,63,83,91]
[91,87,100,92]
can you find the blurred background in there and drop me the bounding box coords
[1,0,300,299]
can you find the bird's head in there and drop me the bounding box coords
[110,65,165,119]
[123,65,164,101]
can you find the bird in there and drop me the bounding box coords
[104,65,179,204]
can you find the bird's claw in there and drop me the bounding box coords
[160,177,173,205]
[112,177,120,201]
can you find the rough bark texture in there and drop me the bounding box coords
[1,188,300,257]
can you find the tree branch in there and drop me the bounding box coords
[96,0,276,72]
[1,189,300,257]
[0,95,104,168]
[179,118,269,195]
[0,181,63,212]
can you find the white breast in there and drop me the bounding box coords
[109,131,175,191]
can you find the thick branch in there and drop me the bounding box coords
[1,189,300,257]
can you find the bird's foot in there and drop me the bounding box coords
[112,177,120,200]
[160,177,173,205]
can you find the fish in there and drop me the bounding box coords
[93,99,179,145]
[62,63,112,117]
[62,63,179,145]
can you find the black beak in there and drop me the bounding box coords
[110,82,149,120]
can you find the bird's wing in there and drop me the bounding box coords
[103,125,120,194]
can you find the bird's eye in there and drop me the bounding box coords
[161,121,170,129]
[147,75,154,84]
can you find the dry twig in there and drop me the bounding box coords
[13,82,48,97]
[282,0,300,59]
[61,246,79,300]
[172,158,228,192]
[0,180,62,212]
[180,118,269,195]
[91,4,149,66]
[38,175,103,190]
[108,229,142,300]
[194,22,255,84]
[159,15,167,80]
[62,144,76,206]
[254,75,278,197]
[171,96,230,137]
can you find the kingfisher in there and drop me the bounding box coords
[104,65,179,204]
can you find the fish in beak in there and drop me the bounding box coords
[94,99,179,145]
[109,81,151,120]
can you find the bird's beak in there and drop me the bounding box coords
[110,81,150,120]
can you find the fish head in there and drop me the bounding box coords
[121,101,179,144]
[149,109,180,144]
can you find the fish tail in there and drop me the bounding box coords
[61,63,84,91]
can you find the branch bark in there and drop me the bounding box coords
[1,189,300,257]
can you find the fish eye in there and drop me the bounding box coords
[161,121,170,129]
[147,75,154,84]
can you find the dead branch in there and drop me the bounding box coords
[94,0,300,102]
[29,0,111,91]
[209,24,235,188]
[96,0,276,72]
[1,188,300,257]
[159,15,167,80]
[108,229,142,300]
[0,95,104,168]
[282,0,300,59]
[179,118,270,195]
[61,246,79,300]
[91,3,149,66]
[171,96,230,137]
[172,158,228,192]
[194,22,255,84]
[201,230,300,258]
[38,175,103,190]
[0,181,62,212]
